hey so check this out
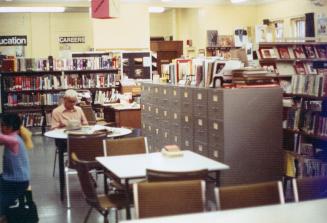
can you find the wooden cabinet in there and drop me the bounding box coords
[104,106,141,128]
[150,41,183,75]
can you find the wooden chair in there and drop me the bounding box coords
[103,136,148,156]
[215,181,284,210]
[133,180,206,219]
[66,131,107,208]
[292,176,327,202]
[71,153,125,223]
[102,137,148,193]
[80,104,114,126]
[146,169,208,182]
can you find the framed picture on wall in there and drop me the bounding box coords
[207,30,218,47]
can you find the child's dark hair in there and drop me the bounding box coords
[1,113,21,131]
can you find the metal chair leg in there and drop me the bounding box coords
[66,169,71,208]
[52,148,58,177]
[84,207,93,223]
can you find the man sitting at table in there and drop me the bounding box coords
[51,89,88,129]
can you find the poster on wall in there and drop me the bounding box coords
[255,25,268,43]
[207,30,218,47]
[317,17,327,36]
[234,29,248,47]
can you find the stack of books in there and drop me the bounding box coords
[231,68,279,87]
[161,145,183,157]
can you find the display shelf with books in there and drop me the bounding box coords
[259,42,327,96]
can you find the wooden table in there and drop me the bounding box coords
[96,151,229,219]
[44,125,132,201]
[120,198,327,223]
[102,104,141,128]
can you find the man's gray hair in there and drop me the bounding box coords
[64,89,78,99]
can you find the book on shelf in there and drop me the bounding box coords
[293,46,306,59]
[276,63,296,76]
[294,62,306,75]
[303,45,317,59]
[304,62,318,75]
[316,45,327,59]
[277,46,291,59]
[259,48,277,59]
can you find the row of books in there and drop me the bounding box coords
[5,89,115,107]
[285,150,327,178]
[301,112,327,137]
[259,45,327,60]
[1,55,121,72]
[162,58,243,87]
[3,73,120,91]
[6,93,63,107]
[290,74,327,97]
[19,112,44,127]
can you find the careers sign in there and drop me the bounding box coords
[0,36,27,46]
[59,36,85,44]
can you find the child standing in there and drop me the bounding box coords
[0,113,30,216]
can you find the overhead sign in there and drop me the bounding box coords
[0,36,27,46]
[59,36,85,44]
[91,0,120,19]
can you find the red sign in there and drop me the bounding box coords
[92,0,112,19]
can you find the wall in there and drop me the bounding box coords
[0,12,93,58]
[92,3,150,50]
[174,5,258,54]
[150,9,174,38]
[256,0,327,38]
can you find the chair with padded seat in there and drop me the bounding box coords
[133,180,206,219]
[215,181,284,210]
[66,131,107,208]
[72,153,126,223]
[102,137,148,193]
[292,176,327,202]
[146,168,208,182]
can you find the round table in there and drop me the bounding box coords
[44,125,132,201]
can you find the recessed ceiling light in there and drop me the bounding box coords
[0,7,66,13]
[149,7,165,13]
[231,0,248,3]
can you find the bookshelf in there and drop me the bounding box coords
[0,68,120,134]
[141,83,283,186]
[258,41,327,179]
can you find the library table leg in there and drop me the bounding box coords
[55,139,67,202]
[58,146,66,201]
[124,179,131,220]
[215,171,220,187]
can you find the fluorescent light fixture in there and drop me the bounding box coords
[161,0,173,2]
[230,0,248,3]
[0,7,66,13]
[149,7,165,13]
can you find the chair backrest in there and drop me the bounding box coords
[68,131,107,169]
[133,180,206,219]
[80,105,97,125]
[103,136,148,156]
[215,181,284,210]
[146,169,208,182]
[292,176,327,202]
[71,153,100,209]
